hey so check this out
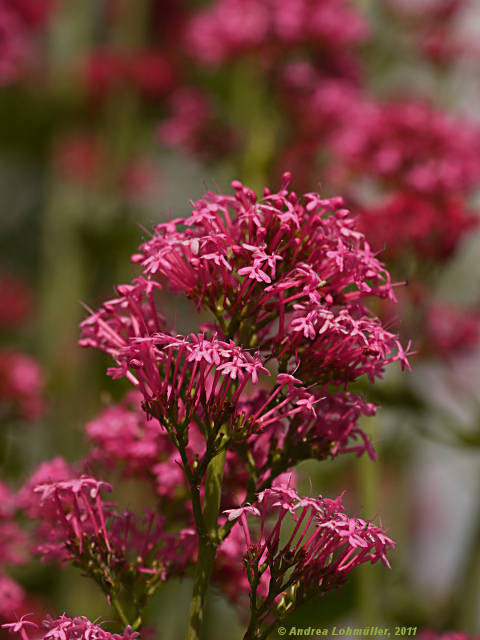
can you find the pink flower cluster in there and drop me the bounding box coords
[30,474,196,583]
[0,0,54,84]
[2,614,137,640]
[80,176,409,474]
[225,484,394,630]
[335,100,480,197]
[185,0,367,67]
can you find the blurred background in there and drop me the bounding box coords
[1,0,480,637]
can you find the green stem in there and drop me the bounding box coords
[186,448,227,640]
[109,594,131,629]
[357,416,380,625]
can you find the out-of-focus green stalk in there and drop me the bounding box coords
[357,416,380,625]
[40,2,95,457]
[230,62,279,193]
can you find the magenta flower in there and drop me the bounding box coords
[80,174,410,493]
[4,614,138,640]
[226,485,395,636]
[30,473,197,592]
[131,175,409,383]
[33,475,113,558]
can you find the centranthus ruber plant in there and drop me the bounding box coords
[225,486,395,639]
[4,174,410,640]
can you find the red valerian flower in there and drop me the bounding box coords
[3,614,137,640]
[80,174,410,478]
[225,484,394,634]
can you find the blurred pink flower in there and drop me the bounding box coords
[185,0,367,66]
[425,303,480,357]
[0,0,54,84]
[0,575,25,621]
[0,350,45,421]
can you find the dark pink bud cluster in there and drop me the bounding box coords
[225,484,394,631]
[0,349,45,420]
[2,614,138,640]
[185,0,367,67]
[238,391,378,487]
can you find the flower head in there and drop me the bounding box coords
[225,484,394,630]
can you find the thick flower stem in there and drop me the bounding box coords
[186,447,227,640]
[109,594,131,629]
